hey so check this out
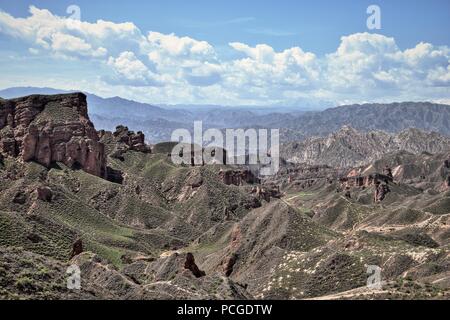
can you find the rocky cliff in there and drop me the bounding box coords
[98,125,151,161]
[281,126,450,168]
[0,93,106,177]
[276,101,450,142]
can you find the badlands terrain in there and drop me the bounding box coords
[0,92,449,300]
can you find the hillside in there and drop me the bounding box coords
[276,102,450,141]
[0,93,449,300]
[4,88,450,145]
[281,126,450,167]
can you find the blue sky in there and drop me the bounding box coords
[0,0,449,106]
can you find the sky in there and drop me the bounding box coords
[0,0,449,107]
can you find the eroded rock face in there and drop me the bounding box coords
[0,93,106,178]
[384,166,393,179]
[281,126,450,168]
[219,169,260,186]
[374,182,390,202]
[99,126,151,162]
[184,253,206,278]
[223,253,238,277]
[340,173,393,189]
[35,186,52,202]
[114,125,150,153]
[251,185,282,202]
[70,238,83,260]
[13,191,27,204]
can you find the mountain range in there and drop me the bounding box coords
[282,126,450,168]
[0,92,449,300]
[2,87,450,145]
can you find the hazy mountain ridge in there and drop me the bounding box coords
[1,92,449,300]
[2,87,450,146]
[0,87,298,142]
[276,102,450,141]
[281,126,450,168]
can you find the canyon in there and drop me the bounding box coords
[0,93,449,300]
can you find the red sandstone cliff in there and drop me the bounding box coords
[0,93,106,178]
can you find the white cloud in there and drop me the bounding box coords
[0,7,449,106]
[324,33,450,99]
[106,51,163,87]
[0,6,140,58]
[51,32,107,57]
[147,31,214,57]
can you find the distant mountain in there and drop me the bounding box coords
[275,102,450,141]
[0,87,186,142]
[2,92,450,300]
[2,87,450,146]
[0,86,72,98]
[0,87,298,143]
[0,86,188,121]
[281,126,450,167]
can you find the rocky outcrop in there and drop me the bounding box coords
[0,93,106,178]
[13,190,27,204]
[99,126,151,161]
[184,253,206,278]
[339,173,393,189]
[444,159,450,189]
[250,185,283,202]
[282,126,450,168]
[35,186,52,202]
[70,238,83,259]
[384,166,393,179]
[374,182,390,202]
[113,125,148,151]
[223,253,238,277]
[219,169,260,186]
[106,166,124,184]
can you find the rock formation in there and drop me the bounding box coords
[0,93,106,178]
[99,125,151,161]
[281,126,450,168]
[340,173,393,189]
[384,166,393,179]
[70,238,83,259]
[251,185,282,202]
[374,182,390,202]
[35,186,52,202]
[219,169,260,186]
[106,166,124,184]
[184,253,206,278]
[223,253,238,277]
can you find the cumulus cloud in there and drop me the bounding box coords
[0,6,449,105]
[225,42,320,104]
[50,32,107,57]
[0,6,142,58]
[147,31,214,57]
[106,51,163,87]
[325,33,450,96]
